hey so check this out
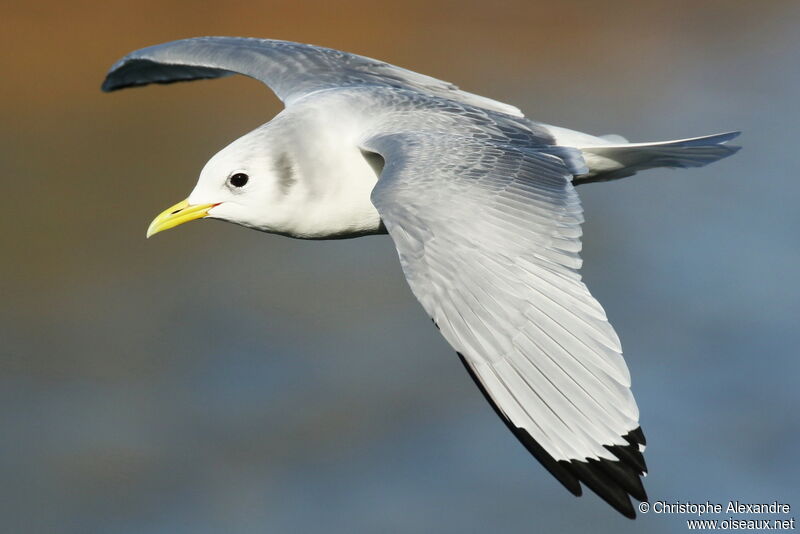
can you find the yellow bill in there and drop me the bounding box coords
[146,199,218,238]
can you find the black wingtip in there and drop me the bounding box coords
[100,77,116,93]
[456,352,648,519]
[627,426,646,446]
[567,460,637,518]
[100,58,234,94]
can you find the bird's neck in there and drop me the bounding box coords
[265,103,385,240]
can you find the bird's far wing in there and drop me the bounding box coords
[363,132,647,518]
[101,37,523,115]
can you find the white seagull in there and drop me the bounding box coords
[103,37,739,518]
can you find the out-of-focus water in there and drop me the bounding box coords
[2,2,799,532]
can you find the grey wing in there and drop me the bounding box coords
[101,37,522,114]
[363,132,647,518]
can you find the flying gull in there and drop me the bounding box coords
[102,37,740,518]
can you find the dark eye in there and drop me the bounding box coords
[229,172,249,188]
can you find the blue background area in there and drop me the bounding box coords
[2,2,798,532]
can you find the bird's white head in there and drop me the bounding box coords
[146,125,300,238]
[146,105,384,240]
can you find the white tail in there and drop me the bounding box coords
[574,131,741,184]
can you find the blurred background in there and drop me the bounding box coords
[2,1,799,532]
